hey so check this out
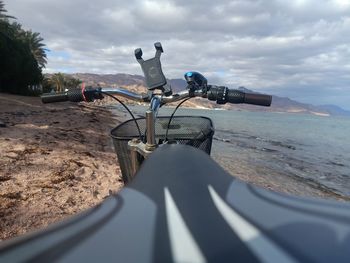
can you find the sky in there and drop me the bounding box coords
[5,0,350,109]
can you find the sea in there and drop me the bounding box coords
[112,105,350,198]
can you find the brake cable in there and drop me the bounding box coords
[102,92,142,141]
[164,97,192,142]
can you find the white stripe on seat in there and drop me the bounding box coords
[208,185,296,263]
[164,187,206,263]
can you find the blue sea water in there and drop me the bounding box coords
[115,105,350,197]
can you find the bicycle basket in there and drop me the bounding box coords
[110,116,214,182]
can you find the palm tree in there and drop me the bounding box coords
[23,30,47,68]
[45,74,82,92]
[2,22,48,69]
[64,76,82,89]
[0,1,15,39]
[0,0,14,20]
[0,1,45,94]
[1,1,47,69]
[48,73,65,92]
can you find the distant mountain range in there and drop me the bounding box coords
[67,73,350,117]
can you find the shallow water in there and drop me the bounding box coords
[114,105,350,197]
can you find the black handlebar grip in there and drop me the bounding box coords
[226,89,245,104]
[67,88,85,102]
[244,93,272,106]
[41,89,84,103]
[41,88,101,104]
[41,92,68,103]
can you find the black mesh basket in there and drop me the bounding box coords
[110,116,214,181]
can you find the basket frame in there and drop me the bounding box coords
[110,115,214,183]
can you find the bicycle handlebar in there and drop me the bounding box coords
[41,85,272,107]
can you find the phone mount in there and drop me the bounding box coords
[135,42,171,95]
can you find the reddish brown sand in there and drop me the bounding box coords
[0,93,123,240]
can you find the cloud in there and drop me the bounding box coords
[5,0,350,109]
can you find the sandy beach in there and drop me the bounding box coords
[0,93,123,240]
[0,93,347,241]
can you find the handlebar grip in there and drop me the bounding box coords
[41,88,102,104]
[67,88,85,102]
[226,89,245,104]
[41,89,83,103]
[41,92,68,103]
[208,86,272,107]
[243,93,272,107]
[226,90,272,106]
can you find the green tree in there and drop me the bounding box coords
[64,76,82,89]
[0,0,14,20]
[10,22,47,69]
[22,31,47,68]
[0,1,46,95]
[0,0,14,41]
[49,73,65,92]
[44,74,82,92]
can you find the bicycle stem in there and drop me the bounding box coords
[145,110,156,147]
[146,97,161,148]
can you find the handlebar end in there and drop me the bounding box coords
[244,93,272,107]
[41,92,68,104]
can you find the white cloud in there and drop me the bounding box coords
[5,0,350,109]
